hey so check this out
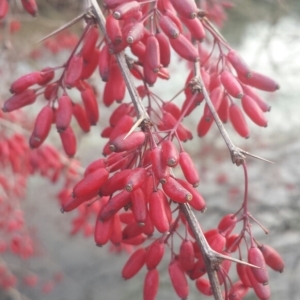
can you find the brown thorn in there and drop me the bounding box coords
[239,149,274,164]
[210,250,260,269]
[123,116,146,140]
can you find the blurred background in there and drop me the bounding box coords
[0,0,300,299]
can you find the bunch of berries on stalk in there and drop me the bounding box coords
[1,0,285,299]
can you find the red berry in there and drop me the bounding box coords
[110,131,146,152]
[56,94,73,132]
[168,259,189,299]
[143,269,159,300]
[248,246,269,284]
[146,239,165,270]
[162,176,192,203]
[149,190,170,233]
[72,168,109,200]
[122,248,147,280]
[258,244,284,273]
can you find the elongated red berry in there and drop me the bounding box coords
[106,14,123,45]
[226,234,241,253]
[131,41,146,61]
[2,89,37,112]
[125,22,144,44]
[80,87,99,125]
[161,140,179,167]
[146,239,165,270]
[94,205,114,246]
[109,115,134,141]
[162,176,192,203]
[248,246,269,284]
[242,85,271,112]
[101,169,131,196]
[109,103,131,127]
[143,269,159,300]
[110,63,126,103]
[159,15,180,39]
[64,55,83,88]
[81,48,100,79]
[170,34,199,62]
[59,127,77,157]
[197,115,214,137]
[176,178,206,211]
[98,44,111,82]
[189,257,206,280]
[228,281,249,300]
[149,190,170,233]
[145,35,160,72]
[241,95,267,127]
[56,94,73,132]
[239,71,279,92]
[72,103,91,132]
[162,102,181,119]
[110,214,122,245]
[170,0,197,19]
[99,190,132,221]
[218,94,230,123]
[113,1,140,20]
[179,240,195,271]
[44,83,57,100]
[109,131,146,152]
[229,103,250,138]
[196,278,213,296]
[29,106,53,148]
[237,261,252,287]
[227,50,252,77]
[72,168,109,200]
[218,214,237,236]
[150,147,170,184]
[10,72,42,94]
[39,67,55,86]
[164,9,183,33]
[122,222,143,239]
[21,0,38,16]
[258,244,284,273]
[220,70,243,98]
[122,248,146,279]
[179,151,200,187]
[205,229,226,253]
[155,32,171,67]
[180,17,205,41]
[144,58,158,85]
[81,26,99,60]
[168,259,189,299]
[246,266,271,300]
[131,188,147,225]
[125,168,147,192]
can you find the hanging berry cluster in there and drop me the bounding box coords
[0,108,81,292]
[1,0,284,299]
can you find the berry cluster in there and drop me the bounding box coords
[0,109,77,293]
[0,0,285,299]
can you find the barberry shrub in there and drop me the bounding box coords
[0,0,286,299]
